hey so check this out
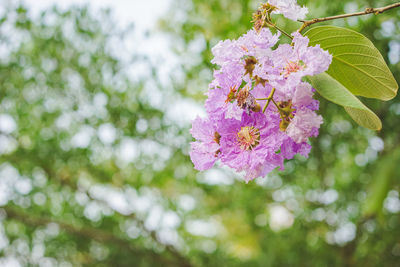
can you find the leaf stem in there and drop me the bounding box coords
[299,2,400,33]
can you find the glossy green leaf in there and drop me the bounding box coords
[305,26,398,101]
[307,72,382,130]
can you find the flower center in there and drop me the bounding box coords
[236,86,250,108]
[284,61,304,77]
[244,56,257,77]
[261,3,278,13]
[237,126,260,151]
[236,86,260,112]
[240,45,249,52]
[225,86,237,104]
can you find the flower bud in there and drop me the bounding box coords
[251,102,261,113]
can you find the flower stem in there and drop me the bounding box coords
[299,2,400,33]
[262,88,276,113]
[271,98,283,112]
[267,22,293,39]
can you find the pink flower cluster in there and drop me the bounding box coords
[268,0,308,21]
[190,27,332,182]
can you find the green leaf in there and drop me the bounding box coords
[307,73,382,130]
[362,148,400,218]
[305,26,398,101]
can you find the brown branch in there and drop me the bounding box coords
[299,2,400,33]
[1,151,193,267]
[4,206,138,253]
[53,165,192,267]
[4,206,192,267]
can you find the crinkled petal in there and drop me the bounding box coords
[286,108,323,143]
[281,137,311,159]
[211,39,243,66]
[190,116,215,142]
[293,82,314,108]
[190,142,219,171]
[269,0,308,21]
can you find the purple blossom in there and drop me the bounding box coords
[190,20,332,181]
[218,112,285,181]
[189,117,220,171]
[268,0,308,21]
[205,83,243,121]
[270,32,332,95]
[286,108,323,144]
[211,39,244,67]
[292,82,320,111]
[212,28,280,72]
[280,137,312,160]
[237,28,280,52]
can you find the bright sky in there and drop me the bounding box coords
[21,0,205,126]
[23,0,171,33]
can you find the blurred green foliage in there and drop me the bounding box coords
[0,0,399,266]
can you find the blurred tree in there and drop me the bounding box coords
[0,3,193,267]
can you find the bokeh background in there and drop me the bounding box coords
[0,0,399,266]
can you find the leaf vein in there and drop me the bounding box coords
[323,43,373,50]
[310,34,360,43]
[334,57,393,92]
[334,52,381,61]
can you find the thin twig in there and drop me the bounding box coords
[299,2,400,33]
[271,98,284,113]
[5,205,194,267]
[262,88,276,113]
[273,24,293,39]
[1,151,193,267]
